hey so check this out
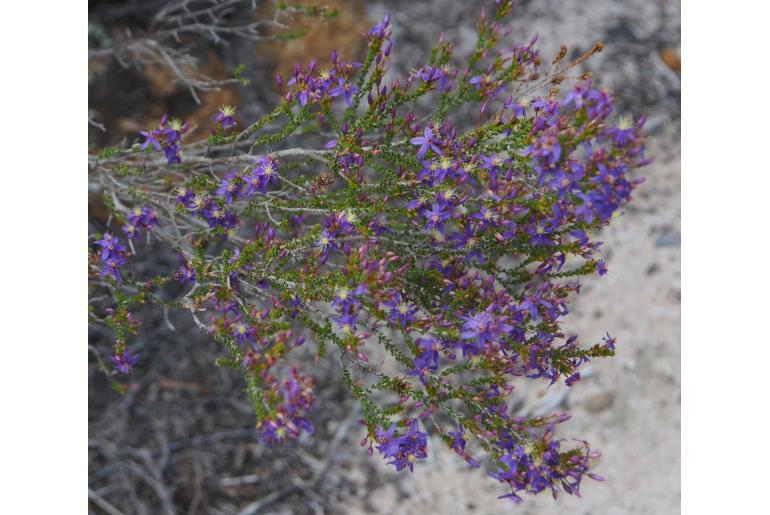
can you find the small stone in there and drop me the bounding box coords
[585,392,615,412]
[655,232,680,247]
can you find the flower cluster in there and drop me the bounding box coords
[122,206,158,239]
[94,232,126,282]
[374,419,429,473]
[258,368,316,443]
[139,114,189,164]
[489,417,603,503]
[91,0,647,505]
[281,51,362,107]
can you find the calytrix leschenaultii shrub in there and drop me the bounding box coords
[89,0,648,504]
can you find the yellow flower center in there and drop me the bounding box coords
[342,209,357,223]
[618,116,633,130]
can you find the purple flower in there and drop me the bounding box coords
[164,143,181,165]
[112,349,139,374]
[410,127,443,158]
[448,429,466,453]
[140,116,188,164]
[95,233,125,262]
[608,117,637,147]
[451,223,481,253]
[161,118,189,145]
[317,229,338,262]
[368,15,391,39]
[95,232,127,282]
[504,96,529,118]
[421,202,451,233]
[469,73,491,89]
[258,414,297,443]
[213,105,237,130]
[333,312,358,335]
[201,204,236,229]
[230,320,253,344]
[527,221,556,246]
[460,307,513,355]
[405,195,429,211]
[139,130,161,151]
[524,131,562,167]
[332,283,367,312]
[596,259,608,276]
[174,259,196,284]
[175,186,195,207]
[100,254,127,282]
[517,293,555,322]
[422,156,454,184]
[333,209,357,234]
[330,78,360,106]
[417,66,453,92]
[123,206,159,239]
[480,154,507,189]
[246,156,280,194]
[375,419,428,473]
[602,332,616,351]
[216,169,241,204]
[383,292,418,329]
[472,205,499,228]
[409,337,440,382]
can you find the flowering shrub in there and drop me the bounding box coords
[89,0,648,504]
